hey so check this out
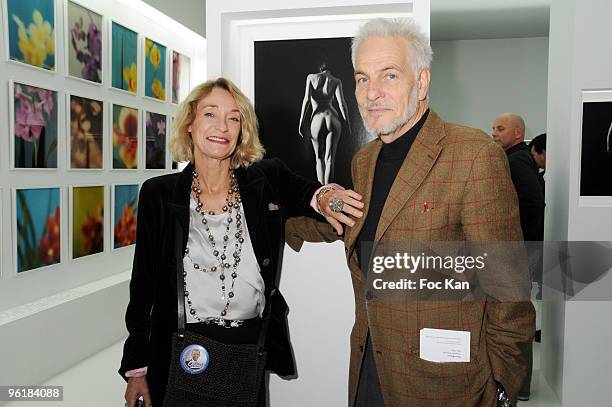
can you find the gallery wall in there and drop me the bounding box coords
[0,0,205,391]
[429,36,549,138]
[542,0,612,405]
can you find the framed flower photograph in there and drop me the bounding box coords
[10,81,58,169]
[71,185,104,259]
[111,21,137,93]
[145,111,166,169]
[112,104,139,169]
[66,0,102,83]
[172,50,190,104]
[112,184,138,249]
[14,187,61,273]
[144,37,166,101]
[69,94,103,169]
[5,0,55,71]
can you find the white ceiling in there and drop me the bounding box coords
[142,0,550,41]
[431,0,550,41]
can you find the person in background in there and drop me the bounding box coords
[529,133,546,194]
[492,114,545,242]
[492,113,545,401]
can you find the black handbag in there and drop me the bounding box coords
[162,223,271,407]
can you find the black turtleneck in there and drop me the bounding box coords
[355,109,429,273]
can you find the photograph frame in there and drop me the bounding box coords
[143,110,167,171]
[578,89,612,207]
[63,0,105,86]
[143,35,168,103]
[111,182,139,251]
[8,79,60,171]
[69,184,106,261]
[212,5,414,99]
[108,19,140,96]
[2,0,58,73]
[12,185,63,276]
[110,102,140,171]
[171,50,191,105]
[65,92,105,171]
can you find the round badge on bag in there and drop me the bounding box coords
[180,344,209,375]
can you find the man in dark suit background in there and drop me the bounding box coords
[492,113,545,401]
[492,114,545,242]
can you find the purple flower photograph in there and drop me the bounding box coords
[67,1,102,83]
[145,111,166,169]
[13,82,58,168]
[172,51,190,104]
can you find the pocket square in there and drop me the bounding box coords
[268,202,280,211]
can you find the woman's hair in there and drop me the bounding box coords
[351,18,433,80]
[169,77,265,168]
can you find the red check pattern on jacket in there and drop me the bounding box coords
[286,111,535,407]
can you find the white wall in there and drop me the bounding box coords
[0,0,205,392]
[143,0,206,37]
[543,0,612,405]
[430,37,549,138]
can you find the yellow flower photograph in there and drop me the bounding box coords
[7,0,55,70]
[144,37,166,101]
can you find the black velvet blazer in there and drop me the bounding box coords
[118,158,321,391]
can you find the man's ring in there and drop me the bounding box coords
[329,197,344,213]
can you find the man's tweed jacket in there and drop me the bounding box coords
[286,111,535,406]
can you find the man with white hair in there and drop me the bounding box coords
[288,18,534,406]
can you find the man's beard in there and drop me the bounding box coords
[360,84,420,139]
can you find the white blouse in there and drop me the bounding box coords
[183,194,265,322]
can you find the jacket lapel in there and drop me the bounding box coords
[346,140,382,256]
[167,162,193,245]
[374,111,445,242]
[235,167,265,245]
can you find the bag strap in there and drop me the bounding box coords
[176,222,186,337]
[175,220,273,350]
[257,288,274,353]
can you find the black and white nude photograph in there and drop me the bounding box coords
[254,37,374,187]
[580,100,612,196]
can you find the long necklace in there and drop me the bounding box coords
[183,169,244,320]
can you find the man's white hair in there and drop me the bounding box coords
[351,18,433,78]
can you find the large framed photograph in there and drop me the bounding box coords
[66,0,103,84]
[255,37,371,186]
[4,0,56,71]
[144,37,166,101]
[144,111,166,169]
[110,21,138,94]
[9,81,58,169]
[214,9,413,187]
[70,185,104,259]
[14,186,62,274]
[112,103,139,169]
[68,94,104,169]
[579,90,612,206]
[172,50,190,104]
[112,184,138,249]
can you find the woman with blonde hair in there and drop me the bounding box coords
[119,77,363,406]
